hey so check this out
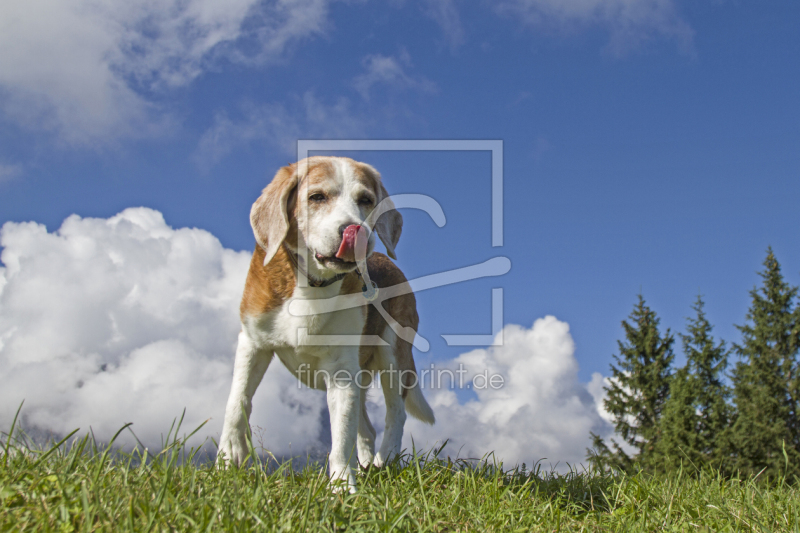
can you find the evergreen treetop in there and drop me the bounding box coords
[655,296,730,472]
[589,294,675,472]
[729,247,800,478]
[681,296,731,466]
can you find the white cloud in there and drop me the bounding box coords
[0,0,331,145]
[0,208,326,454]
[422,0,465,50]
[0,210,614,465]
[587,372,615,425]
[353,52,437,101]
[194,50,437,169]
[193,91,367,169]
[402,317,614,470]
[494,0,693,54]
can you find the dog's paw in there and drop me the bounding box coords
[330,478,357,494]
[216,436,248,468]
[374,450,396,468]
[357,452,375,469]
[329,467,357,493]
[330,481,355,494]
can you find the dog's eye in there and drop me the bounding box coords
[358,196,374,206]
[309,193,326,202]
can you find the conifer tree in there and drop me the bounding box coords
[655,297,730,472]
[729,247,800,478]
[588,295,675,472]
[654,366,698,471]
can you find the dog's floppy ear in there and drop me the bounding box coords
[250,164,299,266]
[369,170,403,260]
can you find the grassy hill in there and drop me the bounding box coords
[2,423,799,531]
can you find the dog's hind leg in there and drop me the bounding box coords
[375,369,407,467]
[217,330,273,467]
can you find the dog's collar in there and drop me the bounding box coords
[284,246,348,288]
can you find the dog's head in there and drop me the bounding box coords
[250,157,403,281]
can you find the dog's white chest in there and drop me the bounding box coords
[241,282,364,389]
[244,282,364,354]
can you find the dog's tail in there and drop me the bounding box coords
[404,384,435,425]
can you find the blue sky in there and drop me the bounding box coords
[1,0,799,462]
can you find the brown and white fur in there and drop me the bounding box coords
[217,156,435,491]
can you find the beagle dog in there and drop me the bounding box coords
[217,156,434,491]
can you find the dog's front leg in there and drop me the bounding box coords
[321,350,361,492]
[217,330,272,467]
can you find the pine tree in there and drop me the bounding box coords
[587,431,634,473]
[588,295,675,472]
[654,366,699,471]
[729,247,800,478]
[683,297,731,468]
[655,296,730,472]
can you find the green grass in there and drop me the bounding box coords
[2,416,800,531]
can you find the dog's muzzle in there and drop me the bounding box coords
[334,224,367,263]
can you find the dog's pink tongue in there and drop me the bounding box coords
[335,224,363,262]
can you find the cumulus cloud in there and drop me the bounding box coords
[0,209,614,465]
[0,208,326,454]
[402,317,613,469]
[494,0,693,54]
[0,0,331,145]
